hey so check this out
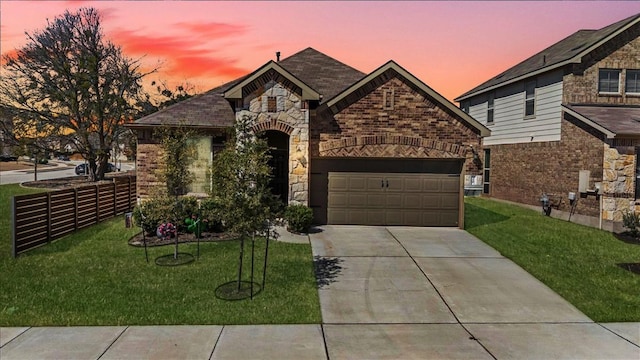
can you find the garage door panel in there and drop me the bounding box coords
[403,178,422,192]
[421,194,443,209]
[422,178,441,191]
[365,210,386,225]
[403,195,422,209]
[386,193,403,208]
[329,193,348,207]
[327,172,460,227]
[329,175,349,191]
[441,177,460,192]
[441,196,459,209]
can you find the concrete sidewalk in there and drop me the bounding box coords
[1,226,639,359]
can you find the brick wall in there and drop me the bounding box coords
[136,142,164,198]
[310,76,483,174]
[488,115,605,217]
[563,23,640,105]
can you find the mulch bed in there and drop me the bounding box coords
[128,231,238,247]
[613,232,640,246]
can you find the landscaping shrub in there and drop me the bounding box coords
[132,196,173,235]
[622,210,640,237]
[199,197,225,233]
[284,204,313,234]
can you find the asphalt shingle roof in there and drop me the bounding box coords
[564,104,640,137]
[132,48,365,127]
[456,13,640,101]
[278,47,366,102]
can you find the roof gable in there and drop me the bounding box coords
[456,13,640,101]
[223,60,321,101]
[327,61,490,137]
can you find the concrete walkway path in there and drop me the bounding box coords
[1,226,638,359]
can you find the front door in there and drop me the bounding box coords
[265,130,289,203]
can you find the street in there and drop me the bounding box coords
[0,161,134,185]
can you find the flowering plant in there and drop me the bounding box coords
[156,222,176,239]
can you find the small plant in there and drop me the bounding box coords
[622,210,640,237]
[284,204,314,234]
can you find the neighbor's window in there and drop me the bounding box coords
[483,149,491,194]
[524,80,536,117]
[626,69,640,94]
[487,93,495,123]
[267,96,277,112]
[598,69,621,94]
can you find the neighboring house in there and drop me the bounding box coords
[129,48,489,227]
[455,13,640,231]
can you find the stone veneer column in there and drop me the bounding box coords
[601,145,635,222]
[239,81,309,205]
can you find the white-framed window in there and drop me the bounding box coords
[483,149,490,194]
[598,69,621,94]
[487,93,494,123]
[626,69,640,94]
[524,80,536,117]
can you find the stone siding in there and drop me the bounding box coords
[487,115,604,217]
[563,23,640,105]
[239,80,309,204]
[311,77,483,174]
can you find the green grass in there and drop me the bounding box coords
[465,197,640,322]
[0,184,321,326]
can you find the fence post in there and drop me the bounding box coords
[46,192,52,243]
[112,179,117,215]
[12,196,17,258]
[74,188,78,231]
[128,176,132,211]
[95,184,100,224]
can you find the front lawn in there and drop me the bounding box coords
[0,184,321,326]
[465,197,640,322]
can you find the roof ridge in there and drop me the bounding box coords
[456,12,640,101]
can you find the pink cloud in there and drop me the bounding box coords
[174,22,248,39]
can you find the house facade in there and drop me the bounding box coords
[455,13,640,231]
[130,48,489,227]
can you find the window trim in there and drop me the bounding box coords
[524,80,536,118]
[487,93,494,124]
[598,68,621,95]
[483,149,490,195]
[625,69,640,95]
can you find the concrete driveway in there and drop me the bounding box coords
[311,225,640,359]
[1,226,638,359]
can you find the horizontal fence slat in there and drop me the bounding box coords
[12,175,136,257]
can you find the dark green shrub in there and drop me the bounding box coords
[175,196,199,231]
[284,204,314,234]
[199,197,225,233]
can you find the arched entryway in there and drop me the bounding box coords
[265,130,289,203]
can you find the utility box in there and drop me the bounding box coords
[578,170,590,193]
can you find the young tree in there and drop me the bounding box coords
[0,7,151,181]
[154,123,196,259]
[209,114,279,291]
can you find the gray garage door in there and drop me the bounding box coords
[327,172,460,226]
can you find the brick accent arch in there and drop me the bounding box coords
[319,135,468,157]
[250,118,294,135]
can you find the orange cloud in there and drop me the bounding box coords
[169,55,248,78]
[1,49,19,66]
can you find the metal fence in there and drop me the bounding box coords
[12,176,136,257]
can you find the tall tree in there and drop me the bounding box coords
[0,7,151,180]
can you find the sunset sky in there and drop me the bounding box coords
[2,1,640,102]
